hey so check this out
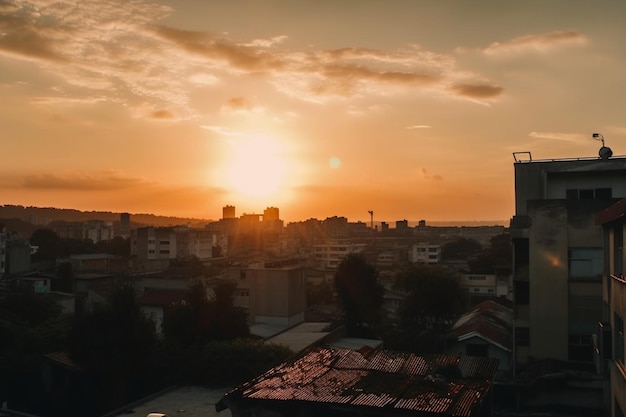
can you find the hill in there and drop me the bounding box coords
[0,205,212,232]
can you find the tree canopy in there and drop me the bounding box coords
[387,264,467,353]
[334,253,384,338]
[162,279,249,349]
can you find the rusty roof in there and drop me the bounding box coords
[218,347,498,416]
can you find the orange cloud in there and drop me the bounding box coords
[484,30,588,55]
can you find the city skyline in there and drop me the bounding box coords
[2,1,626,223]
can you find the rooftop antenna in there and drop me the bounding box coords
[368,210,374,230]
[593,133,613,160]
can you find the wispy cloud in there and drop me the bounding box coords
[419,167,443,181]
[19,170,148,191]
[406,125,431,129]
[0,0,504,119]
[484,30,589,55]
[528,131,588,142]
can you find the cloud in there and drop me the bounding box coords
[224,96,253,111]
[419,167,442,181]
[528,131,588,142]
[20,170,147,191]
[449,83,504,99]
[484,30,589,55]
[406,125,431,129]
[0,0,503,116]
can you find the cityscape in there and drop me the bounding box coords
[2,1,626,417]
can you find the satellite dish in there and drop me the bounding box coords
[593,133,612,160]
[599,146,613,160]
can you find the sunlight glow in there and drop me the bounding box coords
[224,134,288,200]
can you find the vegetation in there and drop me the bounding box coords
[469,233,512,274]
[334,253,384,338]
[163,279,249,349]
[385,264,467,353]
[0,284,71,415]
[441,237,482,261]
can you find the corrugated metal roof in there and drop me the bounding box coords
[220,347,497,416]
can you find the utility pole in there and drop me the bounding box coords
[368,210,374,230]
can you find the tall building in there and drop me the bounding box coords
[223,205,236,219]
[596,198,626,417]
[119,212,130,238]
[263,206,279,221]
[510,150,626,368]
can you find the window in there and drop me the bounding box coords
[566,188,612,200]
[515,327,530,346]
[159,249,169,254]
[514,281,529,304]
[148,249,155,254]
[240,271,246,279]
[569,248,603,281]
[568,334,593,362]
[159,240,169,245]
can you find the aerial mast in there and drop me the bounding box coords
[368,210,374,230]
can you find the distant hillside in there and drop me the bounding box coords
[0,205,212,230]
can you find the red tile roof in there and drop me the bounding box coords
[449,300,513,352]
[218,347,498,416]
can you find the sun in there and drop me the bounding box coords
[223,134,288,201]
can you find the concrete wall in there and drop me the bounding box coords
[528,200,569,361]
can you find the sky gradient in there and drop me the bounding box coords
[2,0,626,223]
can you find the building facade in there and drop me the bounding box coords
[510,152,626,368]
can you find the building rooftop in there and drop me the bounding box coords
[218,346,499,416]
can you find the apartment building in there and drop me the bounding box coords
[596,198,626,417]
[408,242,441,264]
[312,240,367,269]
[510,150,626,369]
[227,259,307,330]
[132,226,216,261]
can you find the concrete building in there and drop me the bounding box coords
[596,198,626,417]
[222,205,236,219]
[228,259,307,333]
[408,242,441,264]
[132,226,216,261]
[510,150,626,369]
[312,240,367,269]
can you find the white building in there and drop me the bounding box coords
[312,240,367,269]
[408,242,441,264]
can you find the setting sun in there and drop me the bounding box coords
[223,134,288,201]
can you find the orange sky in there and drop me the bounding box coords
[2,1,626,223]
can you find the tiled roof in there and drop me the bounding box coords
[449,300,513,352]
[218,347,498,416]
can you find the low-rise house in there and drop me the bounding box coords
[217,346,499,417]
[446,300,513,376]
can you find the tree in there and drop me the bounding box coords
[387,264,467,353]
[334,253,384,338]
[30,228,61,262]
[441,238,482,261]
[163,279,249,350]
[67,281,159,415]
[469,233,512,274]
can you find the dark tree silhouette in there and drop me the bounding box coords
[441,238,482,261]
[68,281,159,415]
[387,264,467,353]
[334,253,384,337]
[163,279,249,349]
[469,233,513,274]
[30,228,61,262]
